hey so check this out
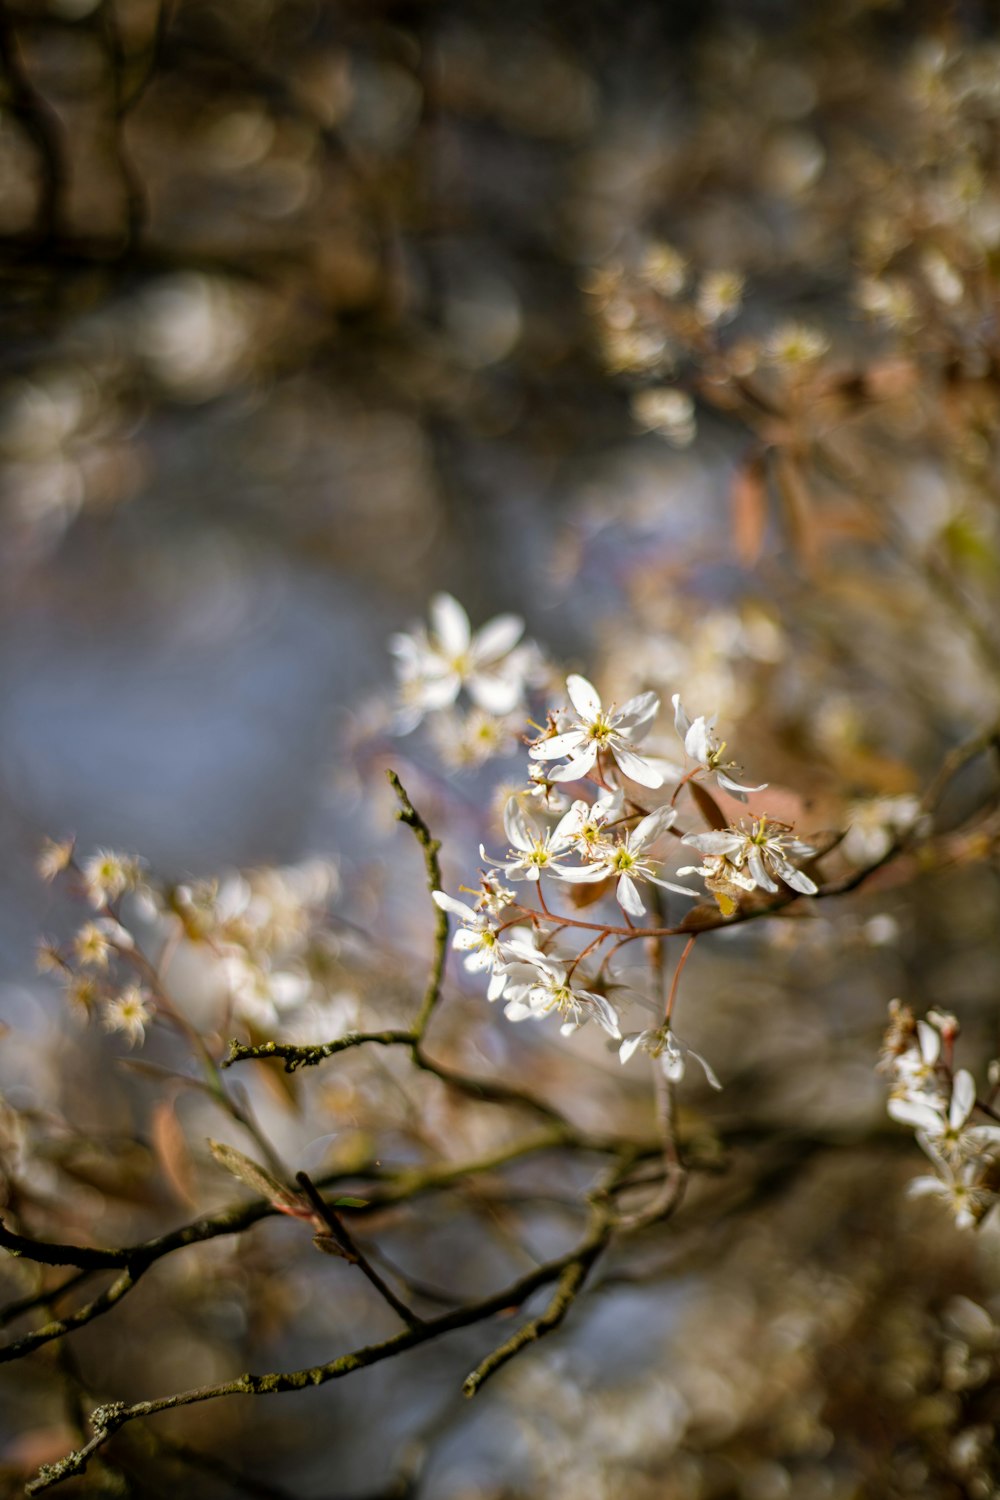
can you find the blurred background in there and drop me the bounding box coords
[3,0,1000,1496]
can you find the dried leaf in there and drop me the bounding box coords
[151,1097,197,1210]
[569,874,614,909]
[774,451,818,571]
[689,780,728,831]
[731,451,768,567]
[677,904,726,932]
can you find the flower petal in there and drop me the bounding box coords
[630,804,678,849]
[471,613,524,663]
[430,593,471,655]
[566,674,602,720]
[432,890,479,922]
[681,831,743,855]
[529,730,587,761]
[950,1069,976,1131]
[548,744,599,782]
[616,872,645,917]
[671,693,691,739]
[467,672,522,715]
[611,744,664,788]
[748,847,779,893]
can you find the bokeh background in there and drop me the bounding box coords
[3,1,1000,1496]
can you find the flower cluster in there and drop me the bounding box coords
[882,1003,1000,1230]
[37,842,344,1042]
[432,658,821,1071]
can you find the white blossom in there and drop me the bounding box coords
[501,951,621,1039]
[480,800,582,883]
[671,695,767,801]
[432,890,513,1001]
[390,593,530,732]
[681,817,817,896]
[529,675,664,789]
[102,984,152,1046]
[559,804,696,917]
[619,1026,722,1089]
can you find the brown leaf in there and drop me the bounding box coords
[774,451,818,571]
[730,451,768,568]
[689,780,729,831]
[676,904,726,932]
[568,874,614,909]
[151,1096,197,1210]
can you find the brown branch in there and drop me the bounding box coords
[295,1171,424,1330]
[24,1213,620,1494]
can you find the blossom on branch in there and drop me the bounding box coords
[559,804,697,917]
[671,695,767,801]
[681,817,818,896]
[501,950,622,1039]
[529,674,664,788]
[619,1025,722,1089]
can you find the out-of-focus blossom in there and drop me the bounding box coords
[390,593,531,732]
[763,321,830,367]
[631,388,696,447]
[81,849,145,908]
[843,795,924,865]
[102,984,152,1046]
[695,270,744,327]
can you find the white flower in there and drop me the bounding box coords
[481,801,581,884]
[102,984,152,1046]
[559,804,696,917]
[890,1066,975,1137]
[671,695,767,801]
[842,795,924,865]
[222,954,311,1029]
[681,817,817,896]
[82,849,144,908]
[696,270,744,327]
[529,675,664,789]
[37,837,74,882]
[619,1026,722,1089]
[389,593,528,731]
[908,1151,999,1231]
[432,890,511,1001]
[890,1018,948,1107]
[524,763,571,814]
[501,952,621,1039]
[73,918,132,969]
[429,707,520,768]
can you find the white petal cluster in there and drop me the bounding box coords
[619,1025,722,1089]
[529,674,664,789]
[883,1004,1000,1230]
[431,892,621,1038]
[432,664,820,1053]
[390,593,542,738]
[481,796,695,918]
[672,695,767,801]
[681,817,817,896]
